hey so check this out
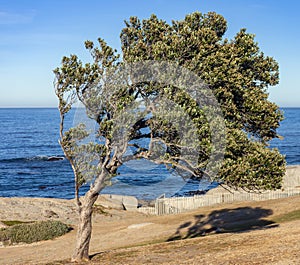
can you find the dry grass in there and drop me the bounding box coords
[1,195,300,265]
[45,196,300,265]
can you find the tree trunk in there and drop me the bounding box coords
[71,191,98,262]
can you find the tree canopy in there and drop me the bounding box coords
[120,12,285,190]
[54,11,285,261]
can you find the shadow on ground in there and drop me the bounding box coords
[168,207,278,241]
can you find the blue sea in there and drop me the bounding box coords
[0,108,299,200]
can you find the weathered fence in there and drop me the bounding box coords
[137,187,300,215]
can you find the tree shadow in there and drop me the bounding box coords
[89,251,105,260]
[168,207,278,241]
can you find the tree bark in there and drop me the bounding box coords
[71,190,98,262]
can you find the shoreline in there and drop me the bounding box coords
[0,164,299,201]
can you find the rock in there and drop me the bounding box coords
[205,186,233,195]
[47,156,64,161]
[283,165,300,189]
[95,196,124,210]
[97,194,138,211]
[121,195,138,211]
[43,210,59,219]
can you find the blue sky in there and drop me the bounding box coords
[0,0,299,107]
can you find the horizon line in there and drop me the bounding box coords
[0,106,300,109]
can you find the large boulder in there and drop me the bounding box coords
[96,194,138,211]
[283,165,300,189]
[205,185,236,195]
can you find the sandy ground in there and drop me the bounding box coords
[0,195,300,265]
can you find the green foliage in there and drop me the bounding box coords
[0,220,71,245]
[1,220,33,226]
[54,11,285,196]
[120,11,286,190]
[219,129,285,190]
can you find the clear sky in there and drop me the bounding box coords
[0,0,299,107]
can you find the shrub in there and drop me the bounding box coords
[1,220,33,226]
[0,220,71,245]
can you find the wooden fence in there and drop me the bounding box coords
[137,188,300,215]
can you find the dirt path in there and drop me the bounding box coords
[0,196,300,264]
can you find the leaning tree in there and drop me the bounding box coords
[54,11,285,262]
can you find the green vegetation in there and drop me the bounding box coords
[0,220,71,245]
[1,220,33,226]
[121,12,286,190]
[272,209,300,223]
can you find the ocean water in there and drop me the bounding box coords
[270,108,300,165]
[0,108,298,200]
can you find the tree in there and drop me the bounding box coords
[54,11,285,262]
[121,12,285,190]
